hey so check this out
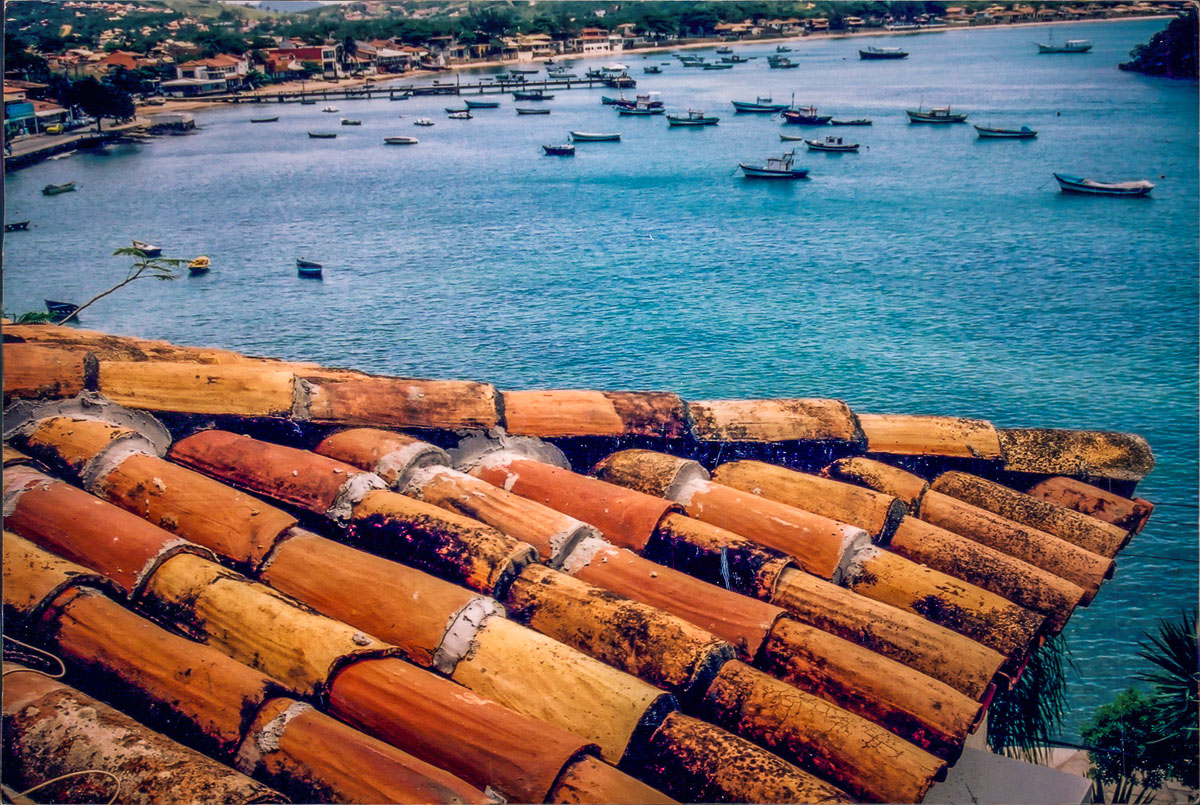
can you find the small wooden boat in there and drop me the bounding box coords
[308,131,337,138]
[42,182,76,196]
[585,68,606,78]
[722,54,750,63]
[5,220,30,232]
[321,106,339,113]
[299,99,317,105]
[782,106,832,125]
[513,89,553,101]
[464,99,500,109]
[732,97,789,113]
[384,136,419,145]
[448,111,472,120]
[780,133,808,141]
[667,110,719,126]
[444,107,470,113]
[570,131,621,142]
[643,65,662,74]
[340,118,362,125]
[776,45,792,53]
[250,116,279,123]
[510,66,540,75]
[860,47,909,60]
[716,46,733,54]
[907,106,968,123]
[1053,173,1153,196]
[188,256,211,275]
[600,95,624,105]
[131,239,163,257]
[542,144,575,156]
[767,56,799,69]
[618,106,664,116]
[414,118,435,126]
[604,75,636,88]
[45,300,80,322]
[739,150,809,179]
[702,63,734,70]
[806,135,859,152]
[389,92,411,101]
[831,118,873,126]
[296,258,323,277]
[548,71,580,79]
[1037,38,1092,53]
[516,108,551,115]
[974,124,1037,139]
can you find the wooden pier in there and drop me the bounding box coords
[182,75,634,105]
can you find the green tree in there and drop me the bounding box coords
[5,33,51,81]
[69,77,135,132]
[54,248,185,327]
[1136,607,1199,788]
[1082,688,1168,804]
[986,632,1073,763]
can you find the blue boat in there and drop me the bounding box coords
[464,99,500,109]
[974,124,1037,139]
[296,258,323,277]
[513,89,553,101]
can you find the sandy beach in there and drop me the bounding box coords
[139,14,1171,117]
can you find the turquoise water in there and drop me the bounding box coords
[4,18,1196,736]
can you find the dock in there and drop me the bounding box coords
[177,74,634,105]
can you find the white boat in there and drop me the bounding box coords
[384,136,419,144]
[448,111,472,119]
[414,118,435,126]
[321,106,339,113]
[570,131,621,142]
[666,109,719,126]
[131,239,162,257]
[739,150,809,179]
[1037,34,1092,53]
[805,135,859,152]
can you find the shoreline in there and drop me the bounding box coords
[138,14,1172,117]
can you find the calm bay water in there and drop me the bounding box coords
[4,18,1196,736]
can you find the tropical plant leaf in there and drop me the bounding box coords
[986,631,1074,764]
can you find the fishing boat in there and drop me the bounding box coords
[250,116,279,123]
[513,89,553,101]
[188,256,211,275]
[389,92,411,101]
[384,136,419,144]
[542,143,575,156]
[731,97,789,113]
[781,106,832,125]
[805,135,860,152]
[831,118,873,126]
[604,74,636,88]
[5,221,30,232]
[516,107,551,115]
[570,131,621,142]
[618,105,664,116]
[444,107,470,113]
[585,68,606,79]
[340,118,362,126]
[644,65,662,74]
[308,131,337,138]
[907,105,968,123]
[739,150,809,179]
[860,47,909,59]
[666,109,719,126]
[722,54,750,63]
[414,118,435,126]
[321,106,339,113]
[510,66,540,75]
[776,45,793,53]
[131,240,163,257]
[296,259,323,277]
[767,56,799,69]
[448,111,472,120]
[1037,35,1092,53]
[614,93,663,110]
[702,63,734,70]
[45,300,80,322]
[548,72,580,79]
[974,124,1037,139]
[600,95,625,105]
[299,99,317,105]
[779,133,807,141]
[716,46,733,54]
[1053,173,1153,196]
[42,182,76,196]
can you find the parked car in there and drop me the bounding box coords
[44,123,64,134]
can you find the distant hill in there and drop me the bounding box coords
[1119,10,1197,79]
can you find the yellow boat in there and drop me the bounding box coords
[188,256,211,275]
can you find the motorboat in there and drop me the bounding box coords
[732,97,789,113]
[666,109,719,126]
[414,118,435,126]
[739,150,809,178]
[1053,173,1153,196]
[188,256,211,275]
[542,143,575,155]
[570,132,621,141]
[860,47,909,59]
[974,124,1037,139]
[907,105,968,123]
[805,135,860,152]
[384,136,419,144]
[782,106,832,125]
[131,239,163,257]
